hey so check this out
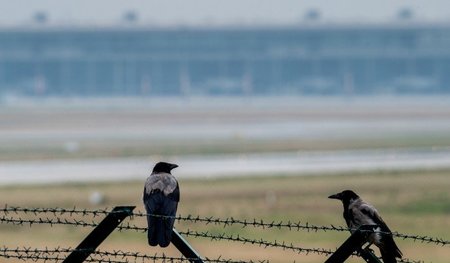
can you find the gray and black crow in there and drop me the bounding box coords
[143,162,180,247]
[329,190,402,263]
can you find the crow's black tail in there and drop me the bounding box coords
[379,235,402,263]
[146,215,159,246]
[156,216,175,247]
[146,216,175,247]
[145,191,177,247]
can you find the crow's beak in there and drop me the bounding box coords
[328,193,341,200]
[170,164,179,170]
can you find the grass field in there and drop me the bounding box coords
[1,169,449,262]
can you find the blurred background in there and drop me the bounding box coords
[0,1,449,262]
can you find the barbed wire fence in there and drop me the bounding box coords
[1,205,448,262]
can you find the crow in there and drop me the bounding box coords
[328,190,402,263]
[143,162,180,247]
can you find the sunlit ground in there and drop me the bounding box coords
[1,171,449,263]
[1,97,449,262]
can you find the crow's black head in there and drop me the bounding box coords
[152,162,178,174]
[328,190,360,204]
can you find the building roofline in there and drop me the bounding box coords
[1,22,450,33]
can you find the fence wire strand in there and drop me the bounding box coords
[0,246,424,263]
[1,205,447,246]
[0,205,440,263]
[0,247,269,263]
[179,229,334,256]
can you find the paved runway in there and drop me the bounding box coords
[2,97,450,185]
[1,148,450,185]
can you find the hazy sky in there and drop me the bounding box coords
[1,0,450,27]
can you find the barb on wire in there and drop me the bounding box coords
[116,219,449,247]
[0,215,98,228]
[93,250,269,263]
[179,229,334,257]
[115,224,426,263]
[0,217,336,259]
[0,247,269,263]
[180,229,430,263]
[1,205,449,246]
[1,205,111,218]
[0,246,127,263]
[398,258,425,263]
[390,231,449,247]
[133,211,353,234]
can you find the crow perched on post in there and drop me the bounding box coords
[143,162,180,247]
[328,190,402,263]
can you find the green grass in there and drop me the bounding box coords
[398,193,450,214]
[1,170,449,262]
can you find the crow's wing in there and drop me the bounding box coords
[359,202,390,231]
[143,173,179,247]
[359,202,402,260]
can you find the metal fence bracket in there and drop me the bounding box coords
[172,228,204,263]
[63,206,135,263]
[325,225,382,263]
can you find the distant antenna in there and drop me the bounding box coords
[242,68,253,96]
[140,74,152,95]
[123,10,138,24]
[304,9,321,22]
[397,7,414,21]
[33,11,48,24]
[34,74,47,95]
[179,65,191,96]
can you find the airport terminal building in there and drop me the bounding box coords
[0,24,450,96]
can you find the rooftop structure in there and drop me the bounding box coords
[0,24,449,96]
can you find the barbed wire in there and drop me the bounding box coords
[93,250,270,263]
[179,229,334,256]
[0,247,126,263]
[0,214,98,228]
[0,215,333,258]
[0,216,426,263]
[0,245,424,263]
[0,205,442,263]
[0,212,427,263]
[178,229,424,263]
[1,205,448,246]
[398,259,424,263]
[0,247,269,263]
[0,206,113,218]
